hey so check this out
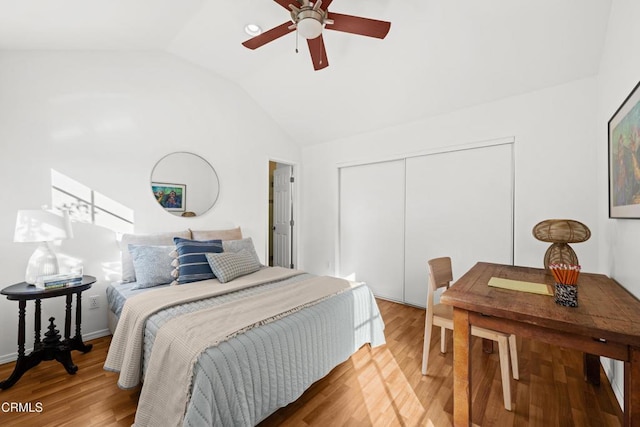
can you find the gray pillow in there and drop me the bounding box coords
[222,237,262,266]
[129,245,175,289]
[119,230,190,283]
[205,250,261,284]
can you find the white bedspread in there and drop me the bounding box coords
[104,267,301,389]
[104,267,386,426]
[134,274,361,427]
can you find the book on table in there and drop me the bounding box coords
[35,273,83,289]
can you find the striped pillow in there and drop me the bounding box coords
[172,238,223,284]
[205,250,261,284]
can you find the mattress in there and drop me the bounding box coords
[106,280,171,320]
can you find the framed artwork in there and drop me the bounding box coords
[609,79,640,219]
[151,183,186,212]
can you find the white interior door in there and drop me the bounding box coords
[403,143,514,307]
[339,160,405,301]
[273,164,292,268]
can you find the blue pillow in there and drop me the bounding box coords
[129,244,174,289]
[173,237,223,284]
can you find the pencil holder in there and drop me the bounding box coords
[554,283,578,307]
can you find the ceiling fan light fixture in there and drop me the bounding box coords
[296,17,323,39]
[244,24,262,37]
[291,7,325,40]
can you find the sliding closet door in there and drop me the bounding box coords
[404,144,513,307]
[339,160,405,301]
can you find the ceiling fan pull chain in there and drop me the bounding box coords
[295,30,299,53]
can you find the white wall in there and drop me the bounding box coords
[0,51,300,362]
[596,0,640,407]
[300,77,599,279]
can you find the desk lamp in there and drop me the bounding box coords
[532,219,590,270]
[13,209,73,284]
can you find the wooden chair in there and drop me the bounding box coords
[421,257,519,411]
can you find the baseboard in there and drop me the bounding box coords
[0,329,111,365]
[604,359,624,410]
[82,328,111,342]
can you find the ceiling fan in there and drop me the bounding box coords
[242,0,391,71]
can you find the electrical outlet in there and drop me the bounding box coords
[89,295,99,309]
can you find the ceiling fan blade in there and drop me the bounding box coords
[325,12,391,39]
[322,0,334,9]
[307,35,329,71]
[242,22,295,50]
[273,0,294,10]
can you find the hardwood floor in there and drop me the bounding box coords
[0,335,139,427]
[0,299,623,426]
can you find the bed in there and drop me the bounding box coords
[104,230,385,427]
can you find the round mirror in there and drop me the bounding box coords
[150,152,219,217]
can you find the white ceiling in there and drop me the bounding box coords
[0,0,612,146]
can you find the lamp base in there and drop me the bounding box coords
[543,242,579,270]
[25,242,59,284]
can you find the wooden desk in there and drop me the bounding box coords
[440,262,640,426]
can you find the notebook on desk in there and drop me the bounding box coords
[488,277,554,296]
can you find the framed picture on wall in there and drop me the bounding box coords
[151,182,186,212]
[609,79,640,219]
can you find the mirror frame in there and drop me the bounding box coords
[150,151,220,217]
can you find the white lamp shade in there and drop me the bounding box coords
[14,209,73,243]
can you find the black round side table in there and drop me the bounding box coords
[0,275,96,389]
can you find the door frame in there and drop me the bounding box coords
[267,158,298,269]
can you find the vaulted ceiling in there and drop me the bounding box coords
[0,0,612,145]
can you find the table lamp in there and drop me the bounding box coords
[532,219,590,270]
[13,209,73,284]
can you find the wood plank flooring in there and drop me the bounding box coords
[0,299,623,426]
